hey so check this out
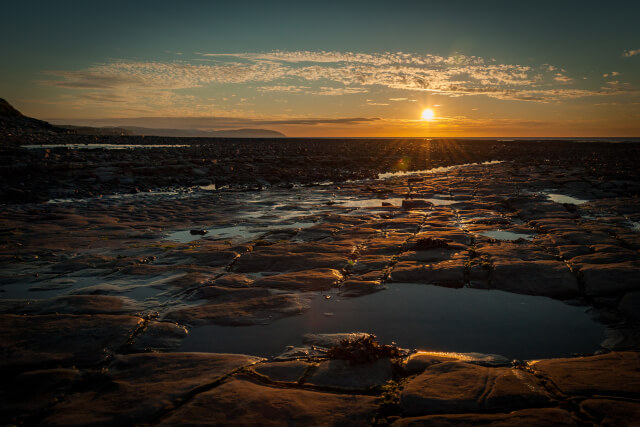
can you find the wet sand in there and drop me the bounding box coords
[1,138,640,425]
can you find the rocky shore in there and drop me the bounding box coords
[2,135,640,204]
[1,136,640,425]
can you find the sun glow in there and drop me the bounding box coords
[421,108,435,121]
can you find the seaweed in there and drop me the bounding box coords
[412,237,450,250]
[326,334,401,365]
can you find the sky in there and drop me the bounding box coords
[1,1,639,137]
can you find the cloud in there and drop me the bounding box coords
[554,74,572,83]
[257,85,307,93]
[40,50,640,113]
[623,49,640,57]
[311,86,369,96]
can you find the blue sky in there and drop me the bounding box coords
[2,1,639,136]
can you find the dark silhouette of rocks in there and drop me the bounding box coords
[0,99,71,144]
[58,125,286,138]
[118,126,286,138]
[58,125,133,136]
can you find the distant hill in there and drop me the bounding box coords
[0,99,287,139]
[0,98,24,118]
[56,124,285,138]
[59,125,286,138]
[58,125,133,136]
[54,123,287,138]
[0,98,69,138]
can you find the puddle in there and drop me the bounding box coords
[377,160,502,179]
[341,198,404,208]
[23,144,189,150]
[424,197,458,206]
[166,222,316,243]
[479,230,534,241]
[178,283,605,360]
[339,196,457,208]
[545,193,589,205]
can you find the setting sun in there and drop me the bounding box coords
[421,108,435,121]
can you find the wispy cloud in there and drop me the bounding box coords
[553,73,573,83]
[623,49,640,57]
[39,50,640,116]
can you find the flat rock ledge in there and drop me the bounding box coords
[1,349,639,425]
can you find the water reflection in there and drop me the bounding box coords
[179,283,605,360]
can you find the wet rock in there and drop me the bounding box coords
[164,293,310,326]
[0,314,142,372]
[506,198,575,221]
[212,273,253,288]
[477,241,555,261]
[362,234,412,255]
[570,250,639,265]
[389,259,465,288]
[555,244,592,260]
[157,376,377,426]
[468,264,491,288]
[28,278,76,291]
[579,261,640,297]
[392,407,577,426]
[189,229,208,235]
[351,254,393,274]
[130,321,189,351]
[252,268,343,291]
[19,295,140,315]
[403,351,510,374]
[402,199,433,209]
[306,358,393,390]
[530,351,640,397]
[0,368,82,424]
[273,345,327,361]
[385,217,425,232]
[189,285,270,301]
[414,230,470,247]
[580,399,640,426]
[619,291,640,322]
[403,354,456,376]
[338,279,383,297]
[251,360,311,383]
[233,242,351,273]
[399,248,457,263]
[401,362,550,415]
[42,353,262,426]
[491,260,579,299]
[600,328,640,351]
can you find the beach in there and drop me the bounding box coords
[2,137,640,424]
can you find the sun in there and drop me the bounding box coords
[421,108,435,121]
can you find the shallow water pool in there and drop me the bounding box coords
[178,283,605,360]
[480,230,534,241]
[545,193,589,205]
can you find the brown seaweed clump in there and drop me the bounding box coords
[326,334,401,364]
[412,237,450,250]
